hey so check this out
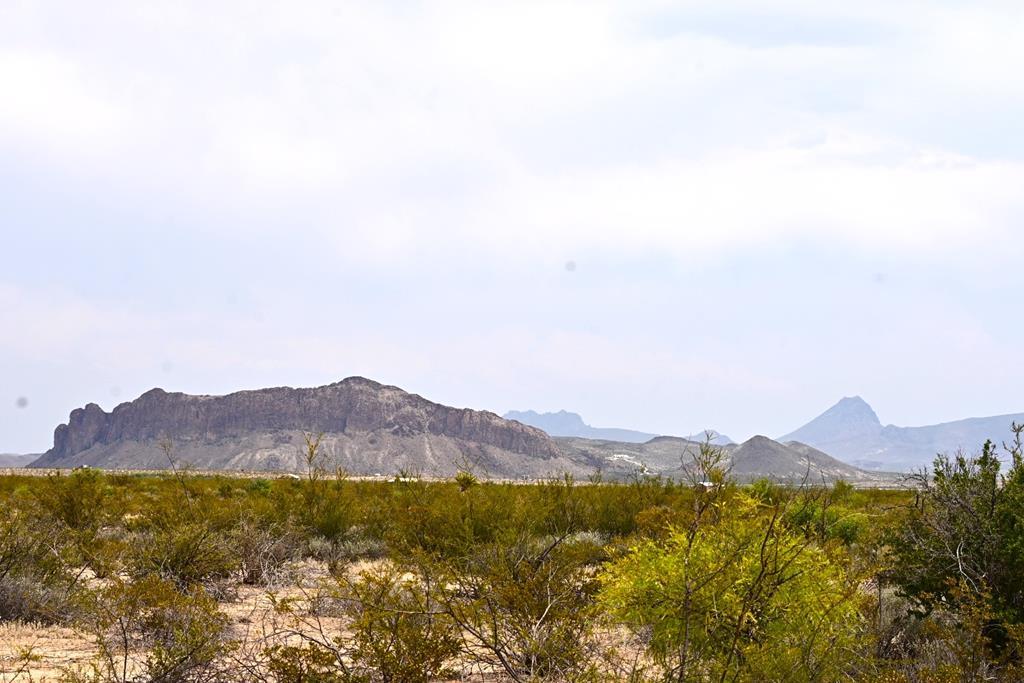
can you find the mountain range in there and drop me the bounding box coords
[0,453,37,468]
[780,396,1024,470]
[553,434,889,484]
[502,410,658,443]
[503,410,734,445]
[29,378,885,483]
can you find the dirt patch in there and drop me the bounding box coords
[0,622,95,681]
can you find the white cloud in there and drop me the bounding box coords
[2,1,1022,262]
[0,51,129,159]
[341,133,1023,264]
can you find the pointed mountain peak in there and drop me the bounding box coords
[827,396,880,422]
[780,395,882,444]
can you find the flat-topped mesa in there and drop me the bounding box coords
[39,377,560,467]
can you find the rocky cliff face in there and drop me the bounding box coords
[34,377,562,473]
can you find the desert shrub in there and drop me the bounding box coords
[534,474,588,538]
[346,563,459,682]
[246,478,272,495]
[870,581,1024,682]
[878,428,1024,678]
[31,469,114,534]
[832,478,856,502]
[748,477,784,504]
[585,474,680,537]
[229,517,301,586]
[0,511,77,623]
[829,510,868,545]
[130,522,237,590]
[31,469,126,577]
[265,643,346,683]
[307,535,387,575]
[600,493,868,681]
[267,562,459,683]
[633,505,682,540]
[66,575,230,682]
[0,575,75,624]
[785,498,868,546]
[887,432,1024,623]
[436,535,597,681]
[382,478,470,557]
[289,434,355,541]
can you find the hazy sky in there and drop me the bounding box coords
[3,1,1024,453]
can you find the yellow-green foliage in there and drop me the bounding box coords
[599,493,868,681]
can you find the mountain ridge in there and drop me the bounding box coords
[32,377,572,477]
[781,397,1024,470]
[504,409,734,445]
[30,378,888,483]
[503,409,659,443]
[553,432,889,483]
[0,453,37,468]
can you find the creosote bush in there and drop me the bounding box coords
[0,508,79,623]
[63,575,230,683]
[268,561,459,683]
[435,535,599,681]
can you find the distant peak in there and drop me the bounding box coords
[504,409,587,426]
[826,396,880,423]
[779,394,882,444]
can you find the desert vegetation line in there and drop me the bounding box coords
[2,429,1024,681]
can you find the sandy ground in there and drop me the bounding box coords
[0,560,494,682]
[0,622,94,681]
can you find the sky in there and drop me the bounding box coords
[3,0,1024,454]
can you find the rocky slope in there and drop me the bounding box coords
[554,434,893,484]
[781,397,1024,471]
[31,378,592,478]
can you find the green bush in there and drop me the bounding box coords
[436,535,597,681]
[0,510,77,623]
[66,575,230,682]
[130,522,237,590]
[347,564,459,682]
[266,643,346,683]
[887,435,1024,621]
[600,493,868,681]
